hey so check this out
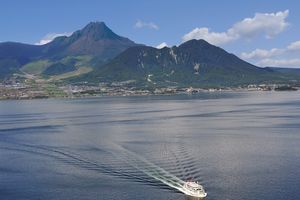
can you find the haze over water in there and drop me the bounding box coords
[1,91,300,200]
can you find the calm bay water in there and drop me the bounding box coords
[1,91,300,200]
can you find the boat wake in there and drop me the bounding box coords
[115,145,185,191]
[112,145,206,198]
[0,141,206,198]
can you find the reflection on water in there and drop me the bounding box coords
[185,196,205,200]
[1,92,300,200]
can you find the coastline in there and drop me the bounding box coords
[0,85,299,101]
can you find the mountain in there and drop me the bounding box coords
[0,42,44,78]
[1,23,300,87]
[42,22,138,59]
[0,22,139,79]
[76,39,294,87]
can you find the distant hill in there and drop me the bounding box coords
[0,22,139,79]
[0,42,44,78]
[265,67,300,74]
[75,39,297,87]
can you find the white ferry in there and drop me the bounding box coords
[182,181,207,198]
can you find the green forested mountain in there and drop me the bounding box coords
[74,39,297,87]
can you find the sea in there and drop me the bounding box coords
[0,91,300,200]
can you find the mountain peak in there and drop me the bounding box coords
[43,21,138,59]
[80,21,121,40]
[83,21,108,31]
[179,39,211,49]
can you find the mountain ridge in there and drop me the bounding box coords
[0,22,300,87]
[75,39,291,87]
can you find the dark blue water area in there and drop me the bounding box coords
[1,91,300,200]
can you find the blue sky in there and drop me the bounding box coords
[1,0,300,67]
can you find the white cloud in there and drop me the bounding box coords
[156,42,168,49]
[241,48,284,60]
[241,39,300,60]
[287,40,300,51]
[35,32,72,45]
[241,39,300,67]
[230,10,289,39]
[182,27,236,45]
[134,20,159,30]
[182,10,289,45]
[258,58,300,67]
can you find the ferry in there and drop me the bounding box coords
[182,181,207,198]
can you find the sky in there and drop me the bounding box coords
[0,0,300,68]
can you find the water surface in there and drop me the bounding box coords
[1,91,300,200]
